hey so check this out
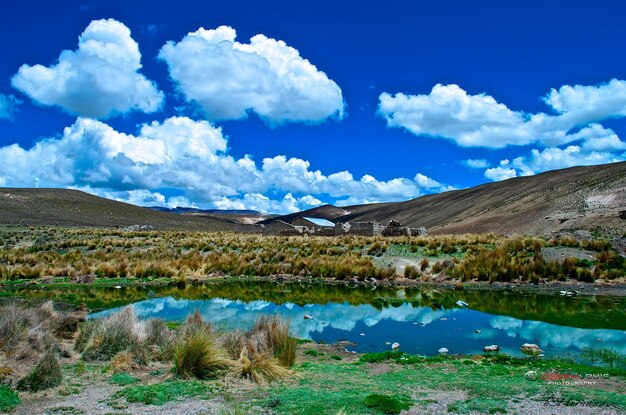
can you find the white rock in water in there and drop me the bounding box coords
[456,300,469,308]
[483,345,500,352]
[360,333,365,336]
[438,347,449,354]
[114,285,122,289]
[303,314,313,320]
[474,330,482,334]
[385,341,391,345]
[391,342,400,350]
[520,343,543,356]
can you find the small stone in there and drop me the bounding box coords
[474,330,482,334]
[438,347,449,354]
[524,370,538,381]
[456,300,469,308]
[483,345,500,353]
[360,333,365,336]
[520,343,543,356]
[303,314,313,320]
[391,342,400,350]
[114,285,122,289]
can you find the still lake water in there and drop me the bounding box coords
[68,281,626,357]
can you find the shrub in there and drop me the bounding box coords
[17,350,62,392]
[173,332,230,379]
[363,394,410,414]
[0,385,20,412]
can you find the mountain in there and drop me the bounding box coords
[0,188,232,231]
[266,162,626,236]
[2,162,625,235]
[149,207,261,215]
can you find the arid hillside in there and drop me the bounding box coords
[269,162,626,236]
[0,188,232,231]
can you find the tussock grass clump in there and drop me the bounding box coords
[173,332,230,379]
[248,315,296,368]
[144,318,174,360]
[221,330,246,360]
[239,353,290,383]
[17,350,62,392]
[81,307,144,361]
[403,265,420,279]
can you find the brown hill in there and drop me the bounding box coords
[269,162,626,236]
[0,188,232,231]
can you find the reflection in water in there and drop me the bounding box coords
[90,296,626,357]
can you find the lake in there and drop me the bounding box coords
[9,280,626,357]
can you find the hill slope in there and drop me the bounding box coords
[270,162,626,236]
[0,188,232,231]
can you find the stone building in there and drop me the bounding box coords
[291,217,335,233]
[334,221,385,236]
[261,220,300,236]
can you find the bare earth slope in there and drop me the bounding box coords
[273,162,626,236]
[0,188,232,231]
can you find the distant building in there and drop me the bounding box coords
[335,221,385,236]
[234,217,426,237]
[291,217,335,231]
[261,220,303,236]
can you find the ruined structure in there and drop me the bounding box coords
[291,217,335,233]
[334,221,385,236]
[262,220,310,236]
[234,218,426,237]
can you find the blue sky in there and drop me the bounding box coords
[1,0,626,213]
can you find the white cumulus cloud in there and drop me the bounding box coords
[12,19,163,118]
[378,79,626,149]
[158,25,344,126]
[0,117,448,214]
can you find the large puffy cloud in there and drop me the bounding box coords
[0,117,448,213]
[483,123,626,181]
[12,19,163,118]
[379,79,626,149]
[158,26,344,126]
[544,79,626,123]
[379,84,530,148]
[0,94,21,120]
[213,193,323,214]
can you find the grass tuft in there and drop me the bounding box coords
[17,350,62,392]
[173,332,230,379]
